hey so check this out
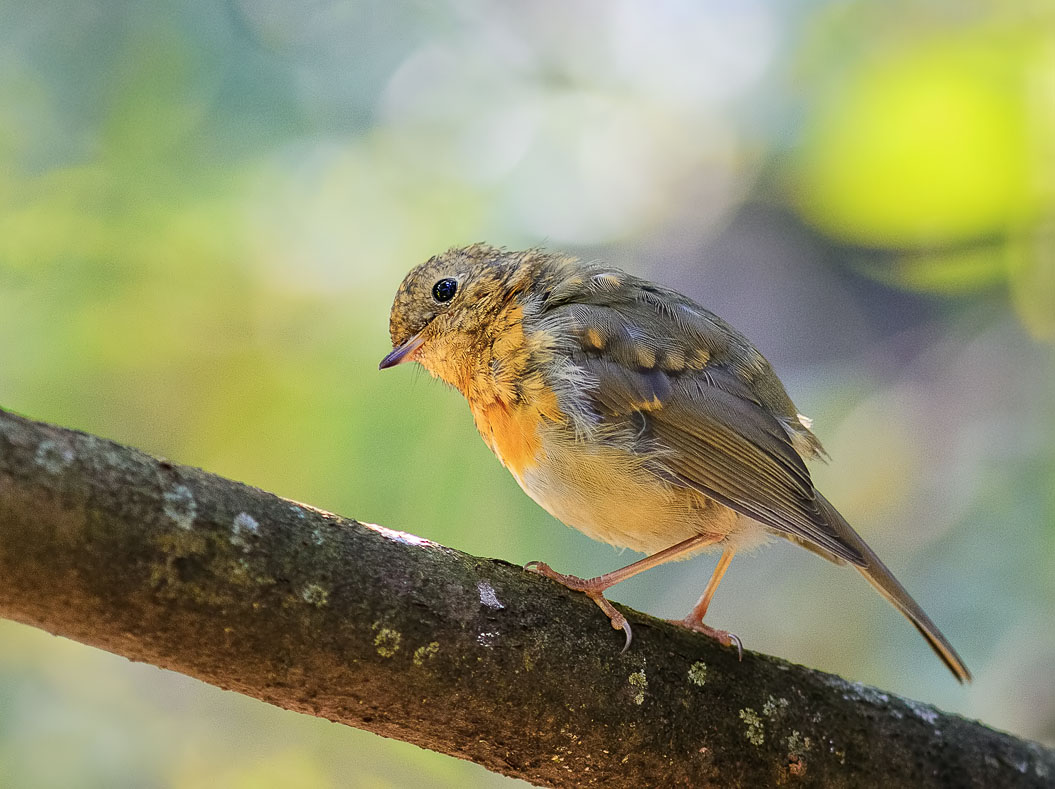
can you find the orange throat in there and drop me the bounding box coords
[445,298,565,481]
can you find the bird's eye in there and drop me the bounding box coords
[432,278,458,303]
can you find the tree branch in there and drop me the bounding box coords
[0,407,1050,787]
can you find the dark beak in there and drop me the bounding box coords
[379,333,425,370]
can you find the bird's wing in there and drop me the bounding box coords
[542,273,865,565]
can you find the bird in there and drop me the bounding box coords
[379,243,971,682]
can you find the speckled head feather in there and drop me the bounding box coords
[388,244,512,348]
[386,244,566,349]
[382,244,579,392]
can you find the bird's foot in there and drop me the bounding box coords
[525,561,633,652]
[671,616,744,660]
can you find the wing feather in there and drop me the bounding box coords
[543,280,865,566]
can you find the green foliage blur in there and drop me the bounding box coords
[1,1,1052,786]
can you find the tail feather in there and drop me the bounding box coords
[815,493,972,683]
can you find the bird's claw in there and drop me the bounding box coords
[524,561,632,651]
[672,617,744,660]
[524,560,591,592]
[726,632,744,661]
[586,591,633,653]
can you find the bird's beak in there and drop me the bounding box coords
[379,332,425,370]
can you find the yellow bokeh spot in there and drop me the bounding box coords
[796,35,1030,245]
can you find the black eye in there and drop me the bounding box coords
[432,278,458,303]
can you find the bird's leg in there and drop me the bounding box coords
[673,547,743,658]
[526,532,722,652]
[684,546,735,623]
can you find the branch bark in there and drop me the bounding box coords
[0,407,1050,788]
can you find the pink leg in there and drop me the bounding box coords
[674,547,742,658]
[526,532,723,652]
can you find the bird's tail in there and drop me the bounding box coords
[816,493,972,683]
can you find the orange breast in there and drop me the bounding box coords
[472,399,546,479]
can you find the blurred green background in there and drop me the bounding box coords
[1,1,1053,786]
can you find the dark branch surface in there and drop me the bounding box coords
[0,407,1051,788]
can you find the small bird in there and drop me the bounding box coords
[380,243,971,682]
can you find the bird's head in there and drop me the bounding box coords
[380,244,538,389]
